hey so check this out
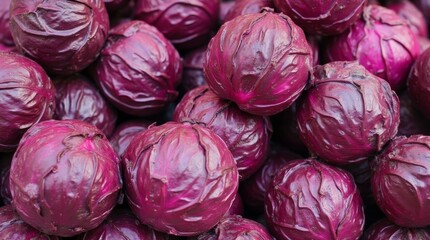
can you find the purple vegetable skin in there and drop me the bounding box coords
[95,20,182,117]
[0,205,59,240]
[78,209,173,240]
[54,75,118,137]
[265,158,365,240]
[224,0,274,23]
[9,0,109,75]
[10,120,122,237]
[297,61,400,165]
[325,5,420,91]
[372,135,430,227]
[274,0,366,35]
[387,0,428,37]
[408,48,430,119]
[109,120,152,157]
[0,52,55,152]
[122,122,239,236]
[204,11,312,116]
[240,145,301,212]
[134,0,220,50]
[0,0,13,46]
[363,218,430,239]
[174,86,272,180]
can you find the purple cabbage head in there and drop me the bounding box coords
[9,0,109,75]
[0,0,13,47]
[54,75,117,137]
[408,48,430,119]
[371,135,430,227]
[78,209,173,240]
[180,47,207,94]
[387,0,428,37]
[95,20,182,117]
[240,145,301,213]
[0,205,59,240]
[122,122,239,236]
[274,0,366,35]
[174,86,272,180]
[297,61,400,165]
[325,5,420,91]
[197,215,273,239]
[0,52,55,152]
[363,218,430,240]
[134,0,220,50]
[224,0,274,23]
[265,158,365,240]
[109,120,152,157]
[204,10,312,116]
[10,120,122,237]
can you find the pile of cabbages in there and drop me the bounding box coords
[1,0,430,239]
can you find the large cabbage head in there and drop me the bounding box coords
[9,0,109,75]
[10,120,122,237]
[325,5,420,91]
[95,20,182,117]
[122,122,239,236]
[372,135,430,227]
[0,52,55,152]
[265,158,365,240]
[408,48,430,119]
[204,10,312,116]
[297,61,400,165]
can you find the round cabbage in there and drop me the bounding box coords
[371,135,430,227]
[95,20,182,117]
[0,205,59,240]
[180,47,207,95]
[274,0,366,35]
[109,120,151,157]
[224,0,274,23]
[10,120,122,237]
[363,218,430,240]
[54,75,117,137]
[0,52,55,152]
[173,86,272,180]
[134,0,220,50]
[0,0,13,46]
[297,61,400,165]
[198,215,273,239]
[240,145,301,212]
[204,10,312,116]
[78,209,171,240]
[325,5,420,91]
[408,48,430,119]
[265,158,365,240]
[387,0,428,37]
[9,0,109,75]
[122,122,239,236]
